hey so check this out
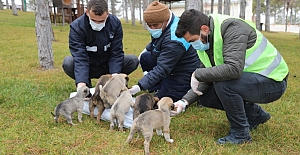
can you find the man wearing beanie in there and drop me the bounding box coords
[129,1,200,102]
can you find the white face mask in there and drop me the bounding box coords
[89,17,106,31]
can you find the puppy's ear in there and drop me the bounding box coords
[125,76,129,82]
[153,97,160,102]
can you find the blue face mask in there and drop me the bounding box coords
[147,23,164,38]
[190,33,210,51]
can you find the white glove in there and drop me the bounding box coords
[170,99,188,116]
[129,85,141,95]
[76,83,86,92]
[191,72,203,96]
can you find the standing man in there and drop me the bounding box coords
[172,9,289,144]
[129,1,200,102]
[62,0,138,89]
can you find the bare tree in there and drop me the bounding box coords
[11,0,18,16]
[142,0,150,29]
[223,0,230,15]
[211,0,214,13]
[285,0,290,32]
[265,0,270,31]
[186,0,201,10]
[35,0,54,69]
[199,0,203,12]
[6,0,9,9]
[139,0,142,24]
[111,0,116,15]
[239,0,246,19]
[129,0,135,26]
[218,0,222,14]
[0,1,3,10]
[125,0,129,23]
[256,0,261,30]
[270,0,282,24]
[289,0,294,25]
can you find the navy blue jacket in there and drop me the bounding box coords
[69,13,124,85]
[138,14,200,91]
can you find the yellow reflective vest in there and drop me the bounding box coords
[197,14,289,81]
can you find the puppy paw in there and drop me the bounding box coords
[167,139,174,143]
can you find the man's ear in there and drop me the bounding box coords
[201,25,210,34]
[85,9,89,16]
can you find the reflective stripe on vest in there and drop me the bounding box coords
[197,14,288,81]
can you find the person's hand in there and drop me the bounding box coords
[191,72,203,96]
[129,85,141,95]
[170,99,188,116]
[77,83,86,92]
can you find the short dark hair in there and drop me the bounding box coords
[175,9,209,38]
[87,0,108,16]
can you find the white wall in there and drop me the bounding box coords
[170,0,253,21]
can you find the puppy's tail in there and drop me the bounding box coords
[51,112,55,117]
[99,85,105,99]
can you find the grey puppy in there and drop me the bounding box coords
[99,73,128,108]
[89,74,112,124]
[133,93,159,120]
[109,89,133,131]
[51,86,92,125]
[126,97,174,155]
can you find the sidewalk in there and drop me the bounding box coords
[263,24,300,33]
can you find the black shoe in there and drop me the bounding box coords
[217,134,252,145]
[249,109,271,130]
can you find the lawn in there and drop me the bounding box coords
[0,9,299,154]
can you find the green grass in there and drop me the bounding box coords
[0,9,300,154]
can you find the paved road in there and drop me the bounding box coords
[263,24,300,33]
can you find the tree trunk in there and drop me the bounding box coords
[218,0,222,14]
[256,0,261,30]
[6,0,9,9]
[0,1,3,10]
[265,0,270,31]
[282,2,286,24]
[111,0,116,16]
[186,0,201,11]
[125,0,128,23]
[199,0,203,12]
[35,0,54,69]
[11,0,18,16]
[223,0,230,15]
[142,0,150,29]
[289,0,293,25]
[210,0,214,13]
[285,1,289,32]
[239,0,246,19]
[139,0,142,24]
[130,0,135,26]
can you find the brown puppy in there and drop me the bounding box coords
[99,73,129,108]
[109,89,133,131]
[126,97,174,155]
[133,93,159,120]
[89,74,112,124]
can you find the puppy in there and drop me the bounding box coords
[126,97,174,155]
[133,93,159,120]
[109,89,133,131]
[89,74,112,123]
[51,86,92,125]
[99,73,129,108]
